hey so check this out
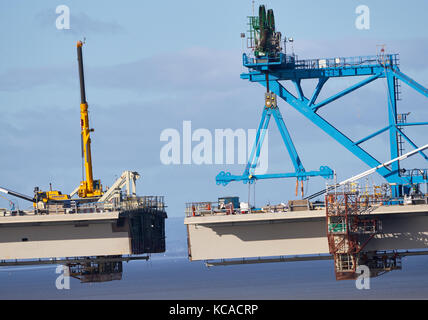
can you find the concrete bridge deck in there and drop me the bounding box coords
[185,204,428,261]
[0,208,166,261]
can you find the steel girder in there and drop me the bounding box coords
[235,53,428,196]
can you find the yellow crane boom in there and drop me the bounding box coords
[76,41,102,198]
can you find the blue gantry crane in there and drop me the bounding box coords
[216,5,428,199]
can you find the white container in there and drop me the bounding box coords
[240,202,249,213]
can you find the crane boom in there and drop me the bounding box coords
[339,144,428,185]
[305,144,428,200]
[76,41,102,198]
[0,187,35,203]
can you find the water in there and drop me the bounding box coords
[2,256,428,299]
[1,217,428,299]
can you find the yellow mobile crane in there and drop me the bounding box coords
[76,40,103,198]
[1,41,106,207]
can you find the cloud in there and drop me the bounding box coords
[0,65,75,92]
[2,36,428,95]
[294,36,428,72]
[35,9,125,36]
[0,47,243,93]
[1,38,427,213]
[89,47,242,92]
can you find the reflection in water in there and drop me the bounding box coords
[68,257,123,283]
[0,255,149,283]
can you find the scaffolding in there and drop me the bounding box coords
[325,186,402,280]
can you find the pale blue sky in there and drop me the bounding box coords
[0,1,427,214]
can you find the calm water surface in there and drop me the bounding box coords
[1,217,428,299]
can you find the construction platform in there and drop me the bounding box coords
[0,196,166,262]
[184,198,428,269]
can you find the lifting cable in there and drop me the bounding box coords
[0,194,15,210]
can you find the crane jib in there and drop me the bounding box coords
[77,41,86,104]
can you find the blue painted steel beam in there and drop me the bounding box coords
[229,53,427,194]
[242,53,397,80]
[241,66,386,82]
[389,67,428,99]
[394,126,428,161]
[312,73,383,112]
[386,71,400,184]
[354,125,391,146]
[265,80,406,184]
[270,106,305,174]
[244,107,269,176]
[408,175,428,184]
[248,111,271,175]
[293,79,305,101]
[308,77,328,107]
[398,122,428,127]
[218,98,332,186]
[216,166,334,186]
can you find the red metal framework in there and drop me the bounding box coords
[325,192,380,280]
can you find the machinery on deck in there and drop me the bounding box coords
[250,5,282,58]
[216,5,428,202]
[75,40,103,199]
[0,41,162,215]
[0,41,167,281]
[0,186,69,210]
[0,41,101,208]
[217,5,335,193]
[187,5,428,281]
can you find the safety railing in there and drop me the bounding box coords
[326,182,392,208]
[185,201,251,217]
[243,53,295,68]
[243,53,399,70]
[0,195,166,217]
[185,202,217,217]
[122,195,166,211]
[185,201,290,217]
[295,54,399,70]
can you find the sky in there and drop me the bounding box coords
[0,0,427,216]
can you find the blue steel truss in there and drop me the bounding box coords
[216,52,428,197]
[216,92,334,186]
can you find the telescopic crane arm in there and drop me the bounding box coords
[76,41,102,198]
[0,187,35,203]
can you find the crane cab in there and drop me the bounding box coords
[77,179,103,198]
[34,188,70,203]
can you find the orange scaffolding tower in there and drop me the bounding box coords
[325,191,381,280]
